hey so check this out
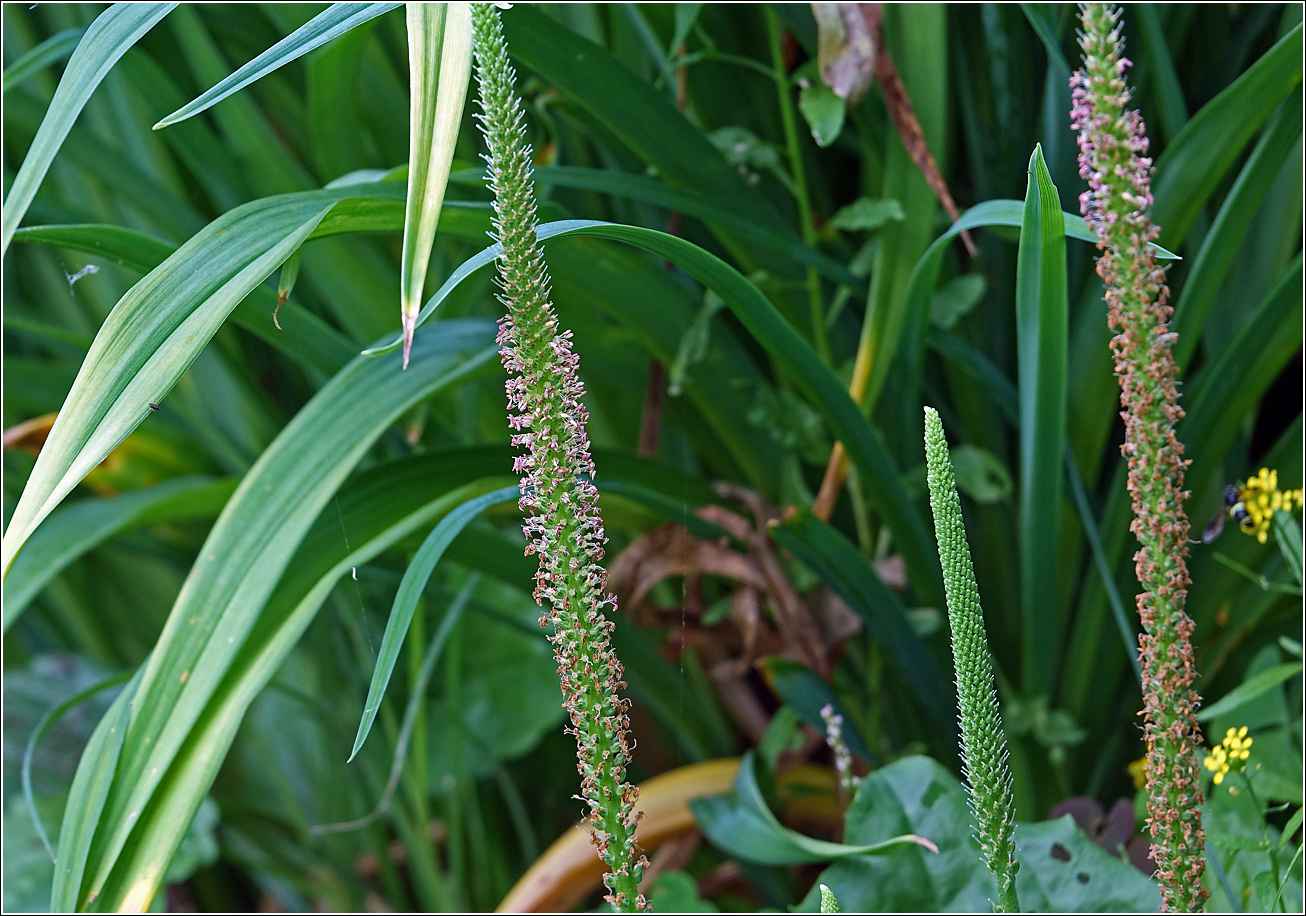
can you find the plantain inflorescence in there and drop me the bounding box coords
[924,407,1020,914]
[1071,5,1207,909]
[471,4,646,910]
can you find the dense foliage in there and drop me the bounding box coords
[2,3,1301,912]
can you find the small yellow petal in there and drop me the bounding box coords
[1214,771,1225,785]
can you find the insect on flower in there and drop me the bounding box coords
[1199,484,1249,543]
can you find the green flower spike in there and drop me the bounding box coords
[924,407,1020,913]
[471,5,645,911]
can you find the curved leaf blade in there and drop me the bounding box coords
[151,2,403,129]
[0,183,446,577]
[350,483,520,760]
[3,476,237,631]
[692,752,935,866]
[1152,23,1304,248]
[1,3,176,253]
[59,320,498,910]
[2,27,85,95]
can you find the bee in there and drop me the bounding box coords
[1201,484,1252,543]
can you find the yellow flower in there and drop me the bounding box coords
[1203,726,1253,786]
[1127,756,1148,790]
[1233,468,1303,543]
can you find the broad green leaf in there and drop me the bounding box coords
[804,756,1161,912]
[151,2,404,128]
[830,198,906,233]
[1152,23,1304,247]
[59,320,498,911]
[1,3,176,253]
[692,752,934,866]
[1014,145,1068,696]
[799,82,845,148]
[1197,662,1303,722]
[400,2,472,367]
[351,483,520,760]
[364,218,943,607]
[3,476,237,631]
[2,27,85,95]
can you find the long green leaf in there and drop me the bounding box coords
[2,3,176,253]
[1014,146,1068,696]
[59,320,498,911]
[2,27,85,94]
[51,668,143,912]
[896,199,1177,426]
[350,483,520,760]
[3,476,237,631]
[400,2,472,367]
[1171,85,1303,368]
[366,218,943,606]
[151,2,403,128]
[24,670,135,861]
[450,165,865,293]
[1152,23,1304,248]
[0,183,486,577]
[1196,662,1302,723]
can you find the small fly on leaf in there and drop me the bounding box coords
[148,403,161,412]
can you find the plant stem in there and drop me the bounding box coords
[766,7,829,365]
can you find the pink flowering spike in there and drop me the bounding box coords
[1072,5,1206,911]
[472,5,645,911]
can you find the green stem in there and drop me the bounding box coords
[766,7,829,365]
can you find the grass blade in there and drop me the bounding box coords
[318,573,481,834]
[151,2,403,129]
[51,667,143,912]
[1152,23,1303,247]
[772,511,955,744]
[1,183,478,576]
[2,476,237,631]
[24,670,135,862]
[1014,145,1068,696]
[1171,85,1303,368]
[350,483,520,760]
[400,2,473,368]
[1,3,175,253]
[2,27,85,95]
[60,320,499,911]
